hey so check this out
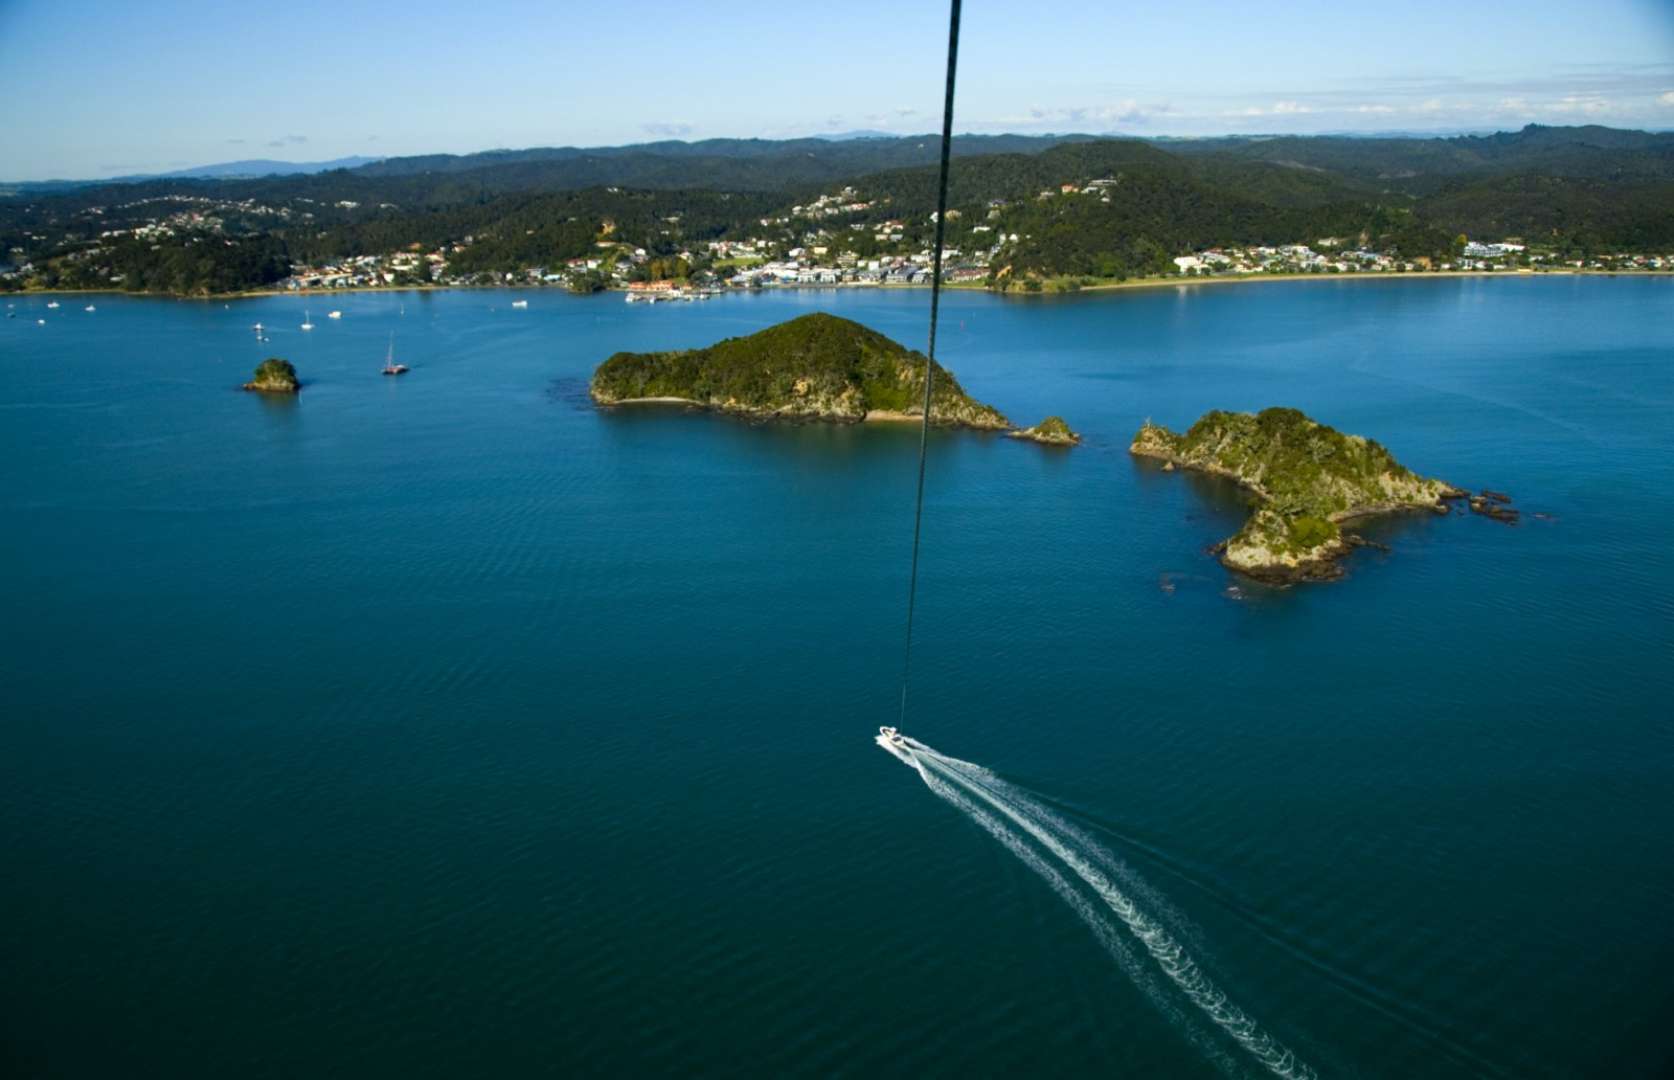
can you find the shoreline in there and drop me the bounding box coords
[599,397,1006,429]
[1042,268,1674,296]
[7,268,1672,303]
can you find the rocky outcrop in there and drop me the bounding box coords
[589,313,1010,429]
[1469,491,1520,524]
[1132,407,1465,583]
[1008,415,1080,446]
[243,357,299,393]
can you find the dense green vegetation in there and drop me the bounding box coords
[590,313,1008,426]
[1132,407,1458,568]
[5,126,1671,295]
[244,357,299,392]
[28,233,291,295]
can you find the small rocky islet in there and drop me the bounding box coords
[1131,407,1485,584]
[589,313,1073,441]
[243,357,299,393]
[1009,416,1081,446]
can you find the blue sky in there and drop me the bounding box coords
[3,0,1672,180]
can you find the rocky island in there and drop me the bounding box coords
[590,313,1011,429]
[243,357,299,393]
[1009,416,1080,446]
[1132,407,1465,583]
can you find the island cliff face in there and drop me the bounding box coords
[589,313,1010,429]
[1131,407,1463,582]
[244,357,299,393]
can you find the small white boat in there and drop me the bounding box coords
[300,310,314,330]
[47,301,60,309]
[37,318,46,325]
[511,299,529,308]
[252,322,264,332]
[876,726,914,764]
[327,310,342,319]
[84,305,96,312]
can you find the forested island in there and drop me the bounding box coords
[4,125,1672,297]
[243,357,299,393]
[590,313,1012,429]
[1132,408,1463,582]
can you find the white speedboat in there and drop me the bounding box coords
[47,301,60,309]
[84,305,96,312]
[327,310,342,319]
[876,726,914,764]
[511,299,529,308]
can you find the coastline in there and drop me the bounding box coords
[1046,268,1674,296]
[8,267,1670,302]
[599,398,972,426]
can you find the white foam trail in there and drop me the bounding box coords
[888,737,1316,1080]
[903,754,1238,1076]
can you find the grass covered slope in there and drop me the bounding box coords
[1132,407,1462,581]
[590,313,1010,428]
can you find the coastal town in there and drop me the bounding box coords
[242,180,1674,296]
[262,233,1671,298]
[4,174,1671,299]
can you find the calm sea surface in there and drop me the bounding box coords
[3,279,1672,1078]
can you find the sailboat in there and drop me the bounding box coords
[300,310,314,330]
[381,332,408,376]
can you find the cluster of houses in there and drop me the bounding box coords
[285,250,446,290]
[1171,243,1397,275]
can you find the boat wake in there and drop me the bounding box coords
[878,730,1316,1080]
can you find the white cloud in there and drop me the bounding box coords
[1225,101,1313,118]
[982,100,1172,129]
[1549,94,1613,114]
[641,122,694,137]
[1657,90,1674,107]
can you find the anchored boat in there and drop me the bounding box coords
[381,332,408,376]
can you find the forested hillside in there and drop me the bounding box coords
[4,126,1670,295]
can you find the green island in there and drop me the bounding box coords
[1131,407,1464,582]
[1009,416,1080,446]
[243,357,299,393]
[590,313,1013,429]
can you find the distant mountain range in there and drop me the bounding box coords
[1,156,385,195]
[125,156,386,181]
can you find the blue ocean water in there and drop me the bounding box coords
[2,278,1671,1078]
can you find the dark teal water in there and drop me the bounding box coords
[3,279,1672,1078]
